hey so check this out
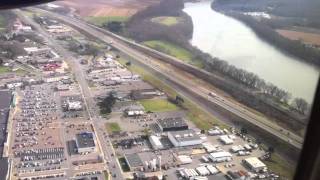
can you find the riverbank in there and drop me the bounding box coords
[211,0,320,67]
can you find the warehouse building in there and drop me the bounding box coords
[209,151,232,163]
[75,132,96,153]
[149,135,164,150]
[168,129,202,147]
[242,157,267,172]
[124,153,144,171]
[157,117,188,132]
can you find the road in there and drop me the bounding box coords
[15,10,123,179]
[29,8,304,150]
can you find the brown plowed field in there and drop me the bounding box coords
[276,29,320,46]
[57,0,160,17]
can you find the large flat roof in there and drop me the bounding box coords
[76,132,95,148]
[124,153,143,168]
[168,129,200,142]
[0,90,12,157]
[157,117,188,129]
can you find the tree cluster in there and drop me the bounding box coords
[98,93,117,114]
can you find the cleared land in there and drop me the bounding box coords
[139,98,178,112]
[143,40,203,68]
[57,0,160,17]
[84,16,128,27]
[151,16,180,26]
[105,122,121,133]
[276,29,320,46]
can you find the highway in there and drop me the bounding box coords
[16,10,123,179]
[29,8,303,150]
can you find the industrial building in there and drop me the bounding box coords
[149,135,164,150]
[219,135,234,145]
[242,157,267,172]
[0,90,12,180]
[124,105,145,117]
[75,132,96,153]
[168,129,202,147]
[157,117,189,132]
[124,153,144,171]
[209,151,232,163]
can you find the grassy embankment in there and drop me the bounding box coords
[139,98,178,112]
[105,122,121,134]
[117,57,294,178]
[143,40,203,68]
[151,16,180,26]
[84,16,129,27]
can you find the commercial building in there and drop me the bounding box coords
[242,157,267,172]
[149,135,164,150]
[209,151,232,163]
[157,117,188,132]
[168,129,202,147]
[125,105,145,117]
[0,90,12,180]
[75,132,96,153]
[124,153,144,171]
[67,101,82,111]
[219,135,234,145]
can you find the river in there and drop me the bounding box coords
[183,0,319,103]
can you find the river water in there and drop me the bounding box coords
[183,0,319,103]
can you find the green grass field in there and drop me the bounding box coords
[151,16,180,26]
[263,153,295,179]
[0,66,11,74]
[139,99,178,112]
[84,16,129,27]
[105,122,121,133]
[143,40,203,68]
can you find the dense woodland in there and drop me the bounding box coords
[125,0,310,127]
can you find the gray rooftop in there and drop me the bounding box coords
[124,153,143,168]
[0,90,12,158]
[76,132,95,148]
[168,129,201,142]
[157,117,188,129]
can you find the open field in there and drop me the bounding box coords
[105,122,121,133]
[276,29,320,46]
[57,0,160,17]
[139,98,178,112]
[151,16,180,26]
[84,16,129,26]
[143,40,203,68]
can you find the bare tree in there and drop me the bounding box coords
[292,98,309,114]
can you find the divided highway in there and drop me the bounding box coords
[31,8,303,150]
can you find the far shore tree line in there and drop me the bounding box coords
[122,0,311,116]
